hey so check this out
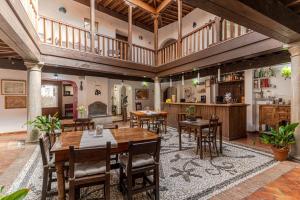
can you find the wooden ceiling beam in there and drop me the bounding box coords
[156,0,173,13]
[125,0,157,14]
[287,0,300,7]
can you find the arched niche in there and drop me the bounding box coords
[163,86,177,102]
[160,38,177,49]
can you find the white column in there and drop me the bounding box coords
[288,41,300,159]
[154,76,161,111]
[25,61,43,142]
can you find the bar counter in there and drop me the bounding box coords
[162,102,248,140]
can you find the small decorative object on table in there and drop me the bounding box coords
[77,105,87,119]
[95,124,103,137]
[260,123,298,161]
[186,106,196,121]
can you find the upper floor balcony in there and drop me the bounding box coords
[14,0,263,73]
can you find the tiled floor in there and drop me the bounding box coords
[1,128,299,199]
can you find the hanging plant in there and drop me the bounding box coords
[192,78,199,87]
[281,66,291,79]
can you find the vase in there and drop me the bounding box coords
[271,146,289,161]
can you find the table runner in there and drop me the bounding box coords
[140,111,158,115]
[79,129,118,148]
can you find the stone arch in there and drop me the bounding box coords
[160,38,177,49]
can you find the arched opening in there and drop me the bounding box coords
[160,38,177,49]
[163,86,177,102]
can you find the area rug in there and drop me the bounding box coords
[8,127,278,200]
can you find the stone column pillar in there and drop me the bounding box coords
[25,61,43,142]
[288,41,300,159]
[154,76,161,111]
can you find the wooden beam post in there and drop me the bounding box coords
[153,14,159,66]
[90,0,95,53]
[177,0,182,58]
[127,3,133,60]
[215,16,222,43]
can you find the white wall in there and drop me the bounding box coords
[39,0,154,49]
[0,69,27,133]
[0,69,154,133]
[158,8,216,48]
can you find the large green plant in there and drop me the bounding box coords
[260,123,299,149]
[27,112,61,134]
[0,186,29,200]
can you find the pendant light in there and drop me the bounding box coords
[197,70,200,84]
[169,76,172,87]
[218,68,221,82]
[181,73,185,86]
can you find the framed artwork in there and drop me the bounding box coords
[1,79,26,95]
[5,96,27,109]
[135,89,149,100]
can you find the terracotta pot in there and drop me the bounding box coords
[271,146,289,161]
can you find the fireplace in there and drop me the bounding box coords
[88,101,107,118]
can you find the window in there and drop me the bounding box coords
[84,18,99,33]
[41,85,58,108]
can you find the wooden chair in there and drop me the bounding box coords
[152,116,167,134]
[119,138,161,200]
[74,118,93,131]
[135,102,143,111]
[39,136,68,200]
[197,117,219,159]
[130,112,139,128]
[103,124,118,129]
[68,142,111,200]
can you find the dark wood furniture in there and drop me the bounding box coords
[68,143,111,200]
[129,112,139,128]
[259,105,291,131]
[131,111,168,133]
[61,119,95,132]
[119,138,161,200]
[74,118,94,131]
[64,103,73,118]
[218,80,244,103]
[163,103,247,140]
[178,119,222,159]
[51,128,159,200]
[197,117,219,159]
[135,102,142,111]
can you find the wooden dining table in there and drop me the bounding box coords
[178,120,223,159]
[131,111,168,131]
[50,128,159,200]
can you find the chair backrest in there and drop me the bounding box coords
[103,124,118,129]
[75,118,92,131]
[39,136,51,166]
[208,116,219,137]
[178,113,187,121]
[136,102,142,111]
[127,137,161,173]
[68,142,111,179]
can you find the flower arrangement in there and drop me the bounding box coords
[77,105,87,118]
[281,66,291,79]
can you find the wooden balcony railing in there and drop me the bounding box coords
[158,17,252,65]
[38,16,155,66]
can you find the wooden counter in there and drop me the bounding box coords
[162,102,248,140]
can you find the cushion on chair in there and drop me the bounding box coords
[74,161,106,178]
[119,154,155,169]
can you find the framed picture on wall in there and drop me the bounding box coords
[5,96,27,109]
[1,79,26,95]
[135,89,149,100]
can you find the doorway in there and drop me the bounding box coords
[113,84,133,115]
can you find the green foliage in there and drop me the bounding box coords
[0,186,29,200]
[281,66,291,79]
[186,106,196,117]
[26,112,61,134]
[260,123,298,149]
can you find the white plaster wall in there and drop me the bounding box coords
[39,0,154,48]
[244,69,255,132]
[0,69,27,133]
[158,8,216,48]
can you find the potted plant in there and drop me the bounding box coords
[186,106,196,121]
[77,105,87,119]
[260,123,299,161]
[0,185,29,200]
[281,66,291,80]
[26,113,61,142]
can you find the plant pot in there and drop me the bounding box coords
[271,146,289,161]
[187,116,196,121]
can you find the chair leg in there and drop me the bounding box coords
[69,183,75,200]
[155,166,160,200]
[75,188,80,199]
[119,167,124,193]
[196,137,199,154]
[105,174,110,200]
[41,168,49,200]
[208,141,213,160]
[127,175,133,200]
[214,138,219,156]
[47,170,52,191]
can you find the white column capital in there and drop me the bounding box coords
[285,41,300,57]
[24,61,44,71]
[153,76,162,83]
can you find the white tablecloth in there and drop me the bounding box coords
[79,129,117,148]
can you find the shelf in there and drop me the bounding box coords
[218,80,244,84]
